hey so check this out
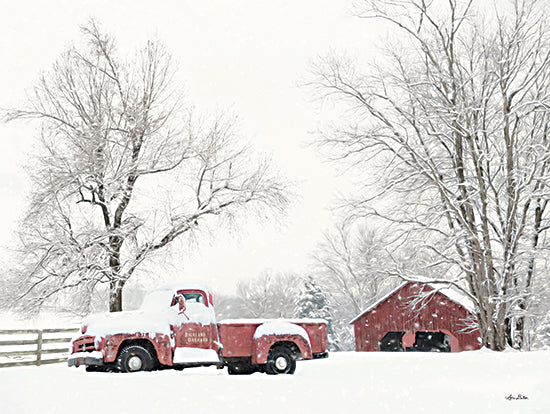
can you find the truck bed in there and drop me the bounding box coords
[218,319,328,358]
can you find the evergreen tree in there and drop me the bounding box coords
[297,276,339,351]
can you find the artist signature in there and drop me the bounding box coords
[505,394,529,401]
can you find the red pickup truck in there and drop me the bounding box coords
[68,285,328,375]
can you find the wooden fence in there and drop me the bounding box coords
[0,328,78,368]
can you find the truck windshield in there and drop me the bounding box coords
[180,292,206,304]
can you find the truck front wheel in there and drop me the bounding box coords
[265,346,296,375]
[117,344,155,373]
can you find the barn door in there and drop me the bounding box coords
[407,331,451,352]
[379,331,406,351]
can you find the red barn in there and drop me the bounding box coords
[350,282,482,352]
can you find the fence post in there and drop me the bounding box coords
[36,330,43,366]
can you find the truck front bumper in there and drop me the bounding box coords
[67,351,104,367]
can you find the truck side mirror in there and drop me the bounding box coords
[178,295,186,314]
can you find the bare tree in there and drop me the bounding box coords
[236,271,302,319]
[312,221,396,316]
[310,0,550,350]
[209,291,249,321]
[525,246,550,349]
[3,21,288,313]
[311,220,405,350]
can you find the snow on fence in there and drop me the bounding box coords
[0,328,78,368]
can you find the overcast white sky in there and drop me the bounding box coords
[0,0,385,294]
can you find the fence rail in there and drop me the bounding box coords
[0,328,78,368]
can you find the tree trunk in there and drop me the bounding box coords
[109,280,124,312]
[514,316,525,350]
[505,317,514,348]
[488,321,507,351]
[108,235,124,312]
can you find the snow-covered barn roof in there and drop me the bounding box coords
[349,281,476,324]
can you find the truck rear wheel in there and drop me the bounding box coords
[117,344,155,373]
[227,362,255,375]
[265,346,296,375]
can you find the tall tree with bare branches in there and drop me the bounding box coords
[3,21,288,313]
[310,0,550,350]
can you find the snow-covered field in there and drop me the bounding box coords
[0,350,548,413]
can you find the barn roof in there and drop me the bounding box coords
[349,281,477,324]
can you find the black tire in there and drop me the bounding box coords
[85,365,109,373]
[265,346,296,375]
[116,344,155,373]
[227,361,256,375]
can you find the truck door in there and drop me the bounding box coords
[170,290,220,364]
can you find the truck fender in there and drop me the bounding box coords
[251,322,313,365]
[103,333,172,366]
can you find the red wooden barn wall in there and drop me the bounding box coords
[352,283,481,352]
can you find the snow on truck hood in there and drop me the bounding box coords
[83,309,173,338]
[81,288,175,338]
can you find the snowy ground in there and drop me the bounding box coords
[0,350,548,413]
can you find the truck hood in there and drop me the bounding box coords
[83,308,174,338]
